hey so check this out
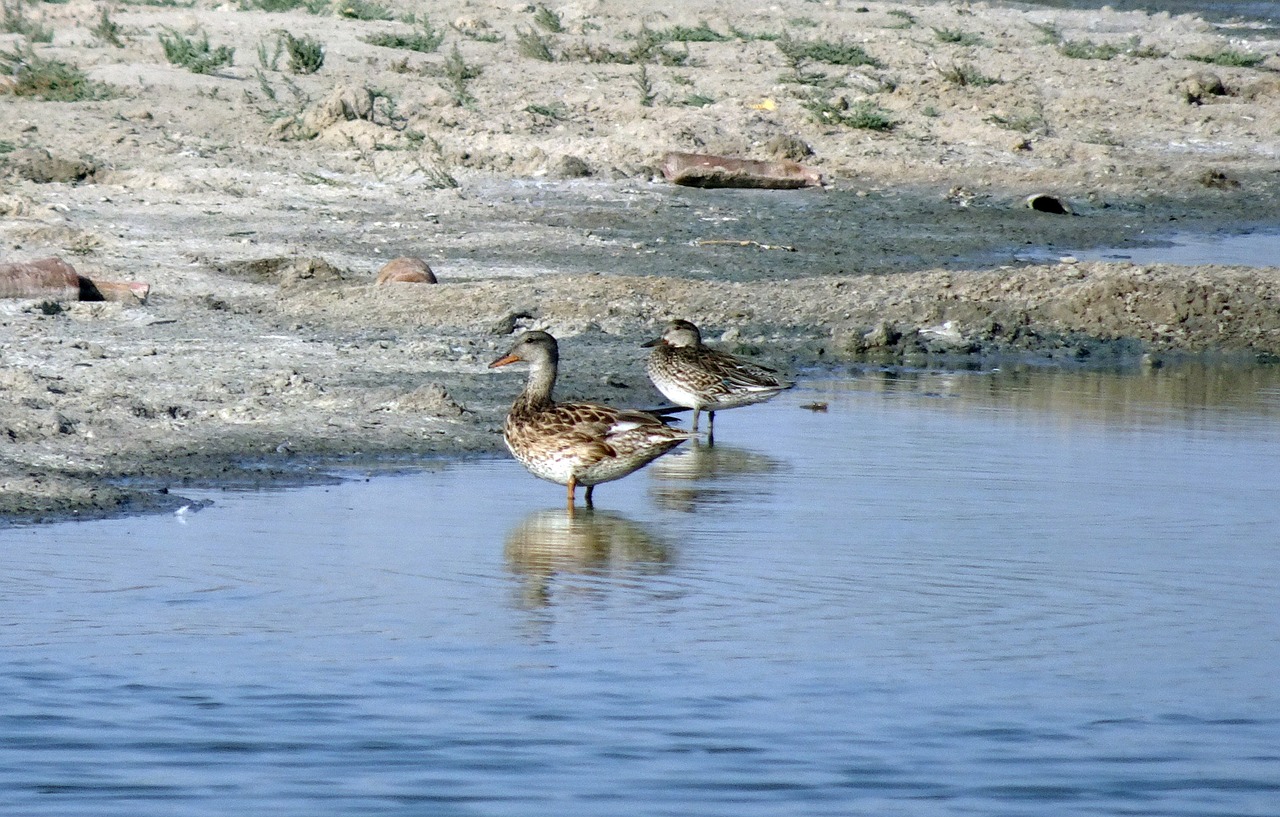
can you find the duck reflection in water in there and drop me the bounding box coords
[648,439,786,513]
[505,508,673,609]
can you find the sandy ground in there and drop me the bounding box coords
[2,0,1279,520]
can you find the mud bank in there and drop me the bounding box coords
[2,0,1279,519]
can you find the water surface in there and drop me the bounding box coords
[4,365,1280,816]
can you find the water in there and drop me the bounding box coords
[1021,228,1280,267]
[4,365,1280,816]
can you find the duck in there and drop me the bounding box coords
[643,319,793,440]
[489,330,692,508]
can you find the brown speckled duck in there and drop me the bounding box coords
[489,331,692,508]
[643,319,793,439]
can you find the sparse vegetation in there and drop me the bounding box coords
[1058,38,1123,60]
[1031,22,1061,45]
[363,19,445,52]
[281,32,323,73]
[2,1,53,42]
[159,28,235,74]
[336,0,391,21]
[1189,49,1265,68]
[532,5,562,34]
[0,46,116,100]
[515,26,554,61]
[634,64,655,106]
[441,42,481,105]
[940,62,999,87]
[91,8,124,47]
[525,102,566,120]
[241,0,313,11]
[886,9,916,28]
[681,92,714,107]
[777,32,882,69]
[804,96,895,131]
[933,27,983,46]
[645,21,728,43]
[987,109,1048,134]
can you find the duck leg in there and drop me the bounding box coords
[707,411,716,447]
[691,408,701,432]
[585,485,595,508]
[566,475,577,508]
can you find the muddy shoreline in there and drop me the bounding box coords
[3,0,1280,521]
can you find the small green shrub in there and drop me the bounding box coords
[336,0,390,21]
[940,62,999,87]
[804,96,894,131]
[1,1,53,42]
[778,32,882,68]
[885,9,916,28]
[1189,49,1265,68]
[364,19,444,52]
[0,46,116,100]
[1058,38,1123,60]
[91,8,124,47]
[515,26,554,61]
[441,42,480,105]
[634,64,654,106]
[159,28,235,74]
[282,32,323,73]
[532,5,562,33]
[933,27,983,46]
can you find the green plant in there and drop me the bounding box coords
[515,26,554,61]
[533,5,562,33]
[634,64,654,106]
[940,62,999,87]
[91,8,124,47]
[886,9,915,28]
[1058,38,1123,60]
[681,92,714,107]
[363,19,444,52]
[1189,49,1265,68]
[441,42,480,105]
[777,32,882,68]
[646,21,728,43]
[257,34,283,69]
[159,28,235,73]
[282,31,324,73]
[417,136,458,189]
[525,102,566,119]
[726,24,779,42]
[0,139,15,153]
[241,0,309,10]
[1,1,52,42]
[336,0,390,21]
[933,27,982,46]
[804,96,894,130]
[986,110,1047,134]
[1031,22,1061,45]
[0,46,116,100]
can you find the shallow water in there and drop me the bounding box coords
[5,365,1280,816]
[1026,228,1280,268]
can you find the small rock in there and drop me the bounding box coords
[375,257,437,285]
[1180,70,1226,105]
[1025,194,1070,215]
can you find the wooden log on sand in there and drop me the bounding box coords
[0,257,150,304]
[661,152,823,190]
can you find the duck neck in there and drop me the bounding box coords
[515,358,556,412]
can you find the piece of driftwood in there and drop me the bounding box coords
[374,257,437,285]
[661,152,823,189]
[0,257,150,303]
